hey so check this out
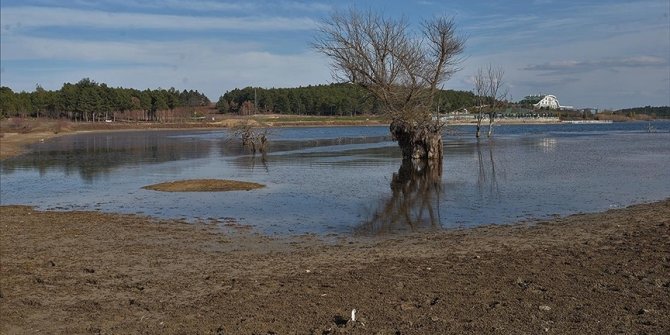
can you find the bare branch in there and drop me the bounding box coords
[472,63,507,138]
[313,8,465,124]
[313,8,465,159]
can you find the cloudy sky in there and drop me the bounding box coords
[1,0,668,109]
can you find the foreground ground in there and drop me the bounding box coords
[1,200,668,334]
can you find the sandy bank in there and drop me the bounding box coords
[1,200,668,334]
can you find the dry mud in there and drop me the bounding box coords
[1,200,669,334]
[142,179,265,192]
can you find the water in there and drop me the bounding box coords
[1,121,669,235]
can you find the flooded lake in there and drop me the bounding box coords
[1,121,669,235]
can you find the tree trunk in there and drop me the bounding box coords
[475,113,483,138]
[487,113,494,138]
[390,119,443,160]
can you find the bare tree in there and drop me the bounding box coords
[473,64,507,138]
[473,68,487,139]
[313,8,465,160]
[232,121,269,154]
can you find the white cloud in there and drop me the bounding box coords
[452,29,669,108]
[119,0,331,12]
[450,0,670,109]
[5,0,332,13]
[1,35,260,63]
[0,6,318,32]
[120,0,256,12]
[0,34,331,99]
[276,1,332,12]
[0,2,330,99]
[1,0,668,109]
[523,56,669,73]
[462,0,668,53]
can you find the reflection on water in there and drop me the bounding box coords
[476,141,503,198]
[1,123,670,235]
[537,138,557,153]
[0,131,215,182]
[357,159,443,235]
[357,141,508,236]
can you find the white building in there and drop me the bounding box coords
[533,95,560,109]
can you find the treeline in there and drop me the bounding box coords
[216,83,476,116]
[2,79,478,120]
[614,106,670,118]
[0,78,211,122]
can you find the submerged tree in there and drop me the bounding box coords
[232,121,269,154]
[473,64,507,138]
[313,8,465,160]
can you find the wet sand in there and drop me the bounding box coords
[1,200,668,334]
[0,132,66,160]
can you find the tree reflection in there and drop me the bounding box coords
[476,141,501,197]
[0,131,212,182]
[237,152,269,172]
[356,159,443,235]
[357,141,505,235]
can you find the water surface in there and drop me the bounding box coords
[1,121,669,235]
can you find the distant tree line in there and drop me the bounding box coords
[1,79,480,120]
[216,83,476,116]
[614,106,670,118]
[0,78,210,121]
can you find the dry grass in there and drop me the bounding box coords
[142,179,265,192]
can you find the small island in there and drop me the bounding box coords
[142,179,264,192]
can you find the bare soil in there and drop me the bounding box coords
[142,179,265,192]
[1,200,669,334]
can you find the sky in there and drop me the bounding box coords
[1,0,669,110]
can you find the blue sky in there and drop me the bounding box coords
[1,0,668,109]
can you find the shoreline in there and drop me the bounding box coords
[2,116,647,160]
[1,200,669,333]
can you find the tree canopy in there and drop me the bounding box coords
[312,8,465,160]
[0,78,210,121]
[216,83,475,116]
[312,9,465,123]
[1,79,478,121]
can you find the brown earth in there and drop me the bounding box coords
[0,131,68,160]
[142,179,265,192]
[1,200,669,334]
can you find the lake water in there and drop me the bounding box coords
[1,121,669,236]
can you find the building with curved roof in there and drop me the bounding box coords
[534,95,560,109]
[519,94,561,109]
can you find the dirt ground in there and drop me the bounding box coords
[142,179,265,192]
[1,200,668,334]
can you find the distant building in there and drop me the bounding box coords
[519,94,561,109]
[534,95,560,109]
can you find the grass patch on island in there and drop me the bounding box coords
[143,179,265,192]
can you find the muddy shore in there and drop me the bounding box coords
[2,119,668,333]
[1,200,668,334]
